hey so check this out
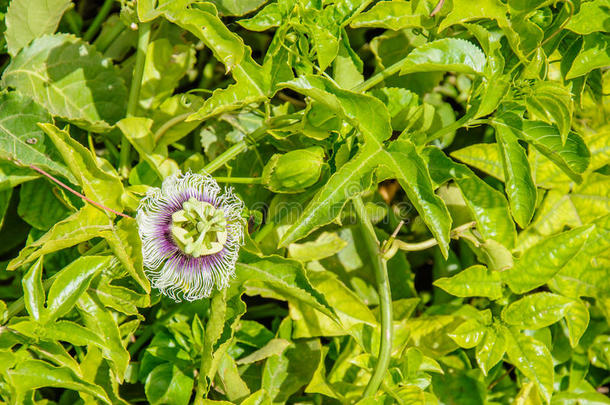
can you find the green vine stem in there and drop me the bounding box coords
[83,0,115,42]
[213,177,262,184]
[119,21,151,178]
[391,221,476,253]
[352,196,393,397]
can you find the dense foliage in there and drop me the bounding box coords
[0,0,609,403]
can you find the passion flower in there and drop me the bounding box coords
[137,171,244,301]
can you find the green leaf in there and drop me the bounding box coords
[495,122,536,228]
[290,270,377,339]
[237,2,282,31]
[7,359,111,404]
[77,292,130,382]
[350,1,433,30]
[399,38,486,76]
[425,146,516,248]
[236,252,336,319]
[262,339,321,403]
[282,75,392,144]
[434,265,503,300]
[2,34,128,131]
[236,338,291,365]
[40,123,124,211]
[494,113,590,183]
[188,49,269,121]
[4,0,72,56]
[504,327,554,404]
[22,257,45,321]
[451,143,504,181]
[549,215,610,299]
[564,299,589,347]
[502,292,572,329]
[146,363,192,404]
[0,92,74,183]
[505,225,594,294]
[7,205,111,270]
[89,278,149,316]
[139,24,196,111]
[476,324,506,375]
[566,0,610,34]
[287,232,348,262]
[449,319,486,349]
[566,33,610,80]
[102,218,150,293]
[517,174,610,251]
[18,178,73,230]
[0,161,39,191]
[524,81,573,143]
[209,0,268,16]
[439,0,508,35]
[45,256,110,321]
[278,145,379,247]
[383,141,453,257]
[588,335,610,370]
[0,188,11,229]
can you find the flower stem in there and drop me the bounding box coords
[83,0,115,42]
[119,21,151,178]
[352,196,393,397]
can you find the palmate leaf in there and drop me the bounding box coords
[138,2,279,121]
[278,76,452,256]
[2,34,127,132]
[0,92,75,183]
[4,0,72,56]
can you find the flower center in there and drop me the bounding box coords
[170,197,228,257]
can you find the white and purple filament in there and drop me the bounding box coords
[137,172,244,301]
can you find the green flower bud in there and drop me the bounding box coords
[262,147,325,193]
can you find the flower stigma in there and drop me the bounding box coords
[170,197,228,257]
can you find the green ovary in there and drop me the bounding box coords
[170,197,228,257]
